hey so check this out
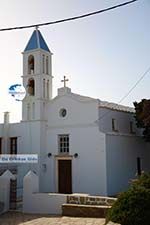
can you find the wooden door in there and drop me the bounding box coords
[9,179,17,210]
[58,160,72,194]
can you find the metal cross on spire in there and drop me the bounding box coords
[61,76,69,87]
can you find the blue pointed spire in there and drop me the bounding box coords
[24,28,50,52]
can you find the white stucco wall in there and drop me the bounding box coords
[48,90,99,127]
[0,170,16,213]
[99,107,140,135]
[0,87,149,199]
[2,120,47,196]
[23,171,67,214]
[24,193,67,214]
[0,177,10,213]
[106,133,150,196]
[38,91,108,195]
[42,126,107,195]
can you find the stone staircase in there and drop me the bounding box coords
[62,194,116,218]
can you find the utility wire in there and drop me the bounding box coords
[118,66,150,104]
[0,0,138,31]
[98,65,150,120]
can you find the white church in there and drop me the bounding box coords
[0,29,150,207]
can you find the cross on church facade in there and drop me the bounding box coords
[61,76,69,87]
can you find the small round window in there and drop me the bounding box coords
[59,108,67,118]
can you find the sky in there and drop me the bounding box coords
[0,0,150,122]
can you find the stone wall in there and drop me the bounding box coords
[67,194,116,206]
[63,194,117,218]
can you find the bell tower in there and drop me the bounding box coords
[22,28,53,121]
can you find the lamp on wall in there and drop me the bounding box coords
[47,153,52,158]
[74,153,78,158]
[42,164,47,172]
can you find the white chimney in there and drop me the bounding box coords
[4,112,10,124]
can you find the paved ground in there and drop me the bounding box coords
[0,212,106,225]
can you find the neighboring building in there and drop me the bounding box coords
[0,28,149,203]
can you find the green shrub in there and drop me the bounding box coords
[106,173,150,225]
[132,173,150,189]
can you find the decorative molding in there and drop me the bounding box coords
[99,105,135,114]
[55,154,73,160]
[47,122,98,130]
[22,48,53,55]
[21,119,47,123]
[50,92,98,105]
[21,74,53,78]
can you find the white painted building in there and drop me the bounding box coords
[0,28,149,206]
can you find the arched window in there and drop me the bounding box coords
[42,55,45,73]
[47,80,49,99]
[27,79,35,96]
[46,56,48,74]
[27,103,30,120]
[43,79,45,98]
[32,103,35,119]
[28,55,34,74]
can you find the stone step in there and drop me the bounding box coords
[62,203,111,218]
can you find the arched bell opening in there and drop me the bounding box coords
[27,78,35,96]
[28,55,34,74]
